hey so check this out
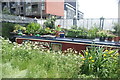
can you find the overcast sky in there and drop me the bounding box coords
[78,0,118,18]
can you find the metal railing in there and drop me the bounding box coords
[1,14,36,23]
[1,14,120,31]
[54,18,120,30]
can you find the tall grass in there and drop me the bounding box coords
[1,37,120,78]
[2,38,82,78]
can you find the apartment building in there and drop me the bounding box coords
[2,0,64,18]
[2,0,83,19]
[64,0,84,19]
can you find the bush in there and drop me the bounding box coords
[66,27,99,39]
[66,29,83,38]
[13,24,26,33]
[87,27,99,39]
[26,22,41,34]
[43,16,56,29]
[113,23,120,36]
[2,22,15,38]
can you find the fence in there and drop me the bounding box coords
[37,18,119,30]
[2,14,36,23]
[77,18,119,30]
[1,14,120,31]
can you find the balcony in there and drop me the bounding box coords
[11,4,16,8]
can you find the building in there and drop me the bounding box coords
[2,0,83,19]
[64,0,84,19]
[2,0,64,19]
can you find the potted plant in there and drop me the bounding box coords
[107,34,116,41]
[13,24,26,33]
[43,16,56,29]
[97,31,107,41]
[26,22,41,35]
[114,36,120,42]
[113,23,120,42]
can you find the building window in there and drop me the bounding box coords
[67,8,75,19]
[41,2,45,10]
[21,7,23,13]
[26,6,31,15]
[32,5,38,13]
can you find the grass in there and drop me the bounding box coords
[1,37,120,78]
[1,38,82,78]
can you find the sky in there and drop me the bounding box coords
[78,0,118,18]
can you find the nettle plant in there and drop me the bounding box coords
[80,46,119,78]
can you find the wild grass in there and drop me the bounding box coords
[1,37,120,78]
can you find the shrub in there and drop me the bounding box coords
[2,22,15,38]
[26,22,41,34]
[66,29,82,38]
[87,27,99,39]
[97,30,107,38]
[13,24,26,32]
[66,27,99,39]
[43,16,56,29]
[113,23,120,36]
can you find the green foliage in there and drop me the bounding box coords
[43,16,56,29]
[14,24,26,31]
[39,26,61,35]
[66,29,79,37]
[80,46,119,78]
[107,34,116,38]
[78,74,98,78]
[87,27,99,39]
[26,22,41,34]
[39,27,53,35]
[66,26,99,39]
[2,63,27,78]
[39,29,47,35]
[55,25,61,32]
[2,22,15,38]
[71,25,78,29]
[2,38,82,78]
[13,24,26,33]
[44,27,52,34]
[97,30,107,37]
[1,37,119,78]
[113,23,120,36]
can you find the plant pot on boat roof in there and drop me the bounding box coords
[13,24,26,33]
[107,34,116,41]
[97,30,107,41]
[114,36,120,42]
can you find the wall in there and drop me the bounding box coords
[45,0,64,16]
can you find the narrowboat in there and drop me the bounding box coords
[15,35,120,53]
